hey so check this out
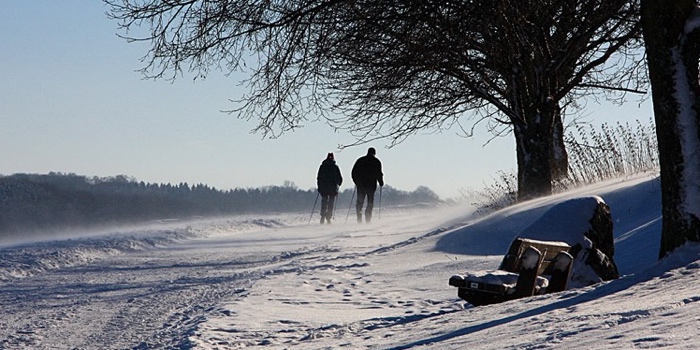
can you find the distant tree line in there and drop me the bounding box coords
[0,172,442,235]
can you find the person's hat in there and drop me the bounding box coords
[327,152,334,160]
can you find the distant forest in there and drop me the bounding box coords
[0,172,442,235]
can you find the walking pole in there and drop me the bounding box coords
[333,194,339,218]
[309,192,320,225]
[345,186,356,224]
[378,185,383,220]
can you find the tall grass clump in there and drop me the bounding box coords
[473,118,659,213]
[559,118,659,190]
[466,170,518,214]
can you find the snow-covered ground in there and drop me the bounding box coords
[2,173,699,349]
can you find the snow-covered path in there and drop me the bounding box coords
[0,227,266,349]
[0,207,472,350]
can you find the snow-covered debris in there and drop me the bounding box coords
[515,195,619,288]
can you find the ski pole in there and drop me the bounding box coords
[345,186,356,224]
[378,185,382,220]
[309,192,320,225]
[333,194,338,218]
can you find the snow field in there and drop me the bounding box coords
[3,174,700,349]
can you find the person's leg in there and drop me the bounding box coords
[356,188,366,223]
[320,195,330,224]
[365,190,376,223]
[326,194,337,223]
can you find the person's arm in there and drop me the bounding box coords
[316,165,323,192]
[351,160,359,186]
[336,166,343,186]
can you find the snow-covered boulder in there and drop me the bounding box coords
[512,196,619,288]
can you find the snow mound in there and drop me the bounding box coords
[0,227,195,282]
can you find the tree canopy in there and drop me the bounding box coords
[106,0,645,200]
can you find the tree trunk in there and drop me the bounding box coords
[641,0,700,258]
[513,103,558,201]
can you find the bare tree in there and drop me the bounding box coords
[106,0,644,200]
[641,0,700,258]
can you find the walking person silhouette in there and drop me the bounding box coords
[351,147,384,223]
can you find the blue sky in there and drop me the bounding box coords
[0,1,653,199]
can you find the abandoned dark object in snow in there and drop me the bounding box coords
[449,238,573,306]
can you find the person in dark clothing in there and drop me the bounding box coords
[317,152,343,224]
[351,147,384,223]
